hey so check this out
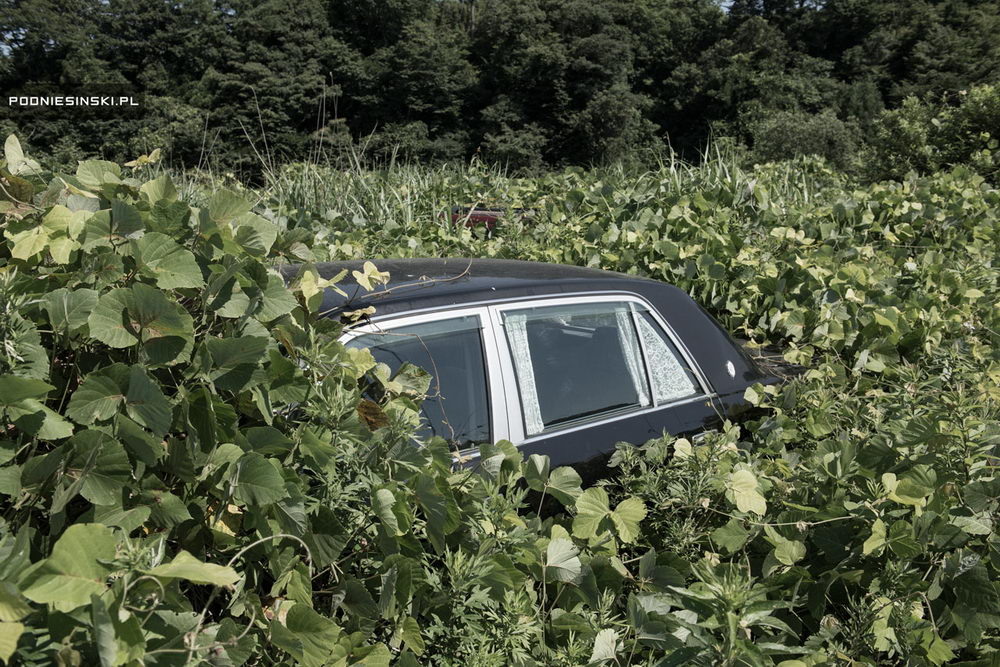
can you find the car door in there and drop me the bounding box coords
[488,295,717,475]
[341,307,508,455]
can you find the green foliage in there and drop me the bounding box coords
[750,110,858,170]
[6,0,998,173]
[869,84,1000,180]
[2,137,1000,665]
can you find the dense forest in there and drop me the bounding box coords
[1,0,999,176]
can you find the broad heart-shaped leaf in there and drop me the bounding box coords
[66,369,126,424]
[204,336,269,392]
[547,467,583,506]
[88,288,138,348]
[69,429,131,506]
[76,160,122,189]
[573,487,611,540]
[148,199,191,238]
[19,523,116,611]
[208,189,253,224]
[139,174,177,204]
[4,134,23,167]
[144,550,239,587]
[712,519,750,554]
[728,469,767,515]
[270,603,342,667]
[132,232,204,289]
[610,497,647,544]
[110,200,143,238]
[545,537,582,583]
[232,453,286,506]
[7,224,49,260]
[88,284,194,365]
[0,376,54,405]
[254,274,298,322]
[125,366,172,438]
[774,538,807,566]
[129,283,194,365]
[887,520,921,559]
[233,213,278,256]
[43,287,98,336]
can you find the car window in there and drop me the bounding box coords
[345,316,490,451]
[635,310,701,402]
[501,302,651,435]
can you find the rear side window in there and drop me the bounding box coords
[635,310,701,402]
[346,316,490,451]
[502,302,651,435]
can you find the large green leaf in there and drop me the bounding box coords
[76,160,121,188]
[572,487,611,540]
[610,497,647,544]
[208,190,252,224]
[399,616,425,656]
[545,538,582,584]
[88,284,194,365]
[205,335,269,391]
[270,604,342,667]
[69,429,131,506]
[65,370,126,424]
[43,288,98,335]
[88,288,137,348]
[19,523,116,611]
[373,488,402,537]
[255,274,298,322]
[132,232,204,289]
[232,453,286,506]
[140,174,177,204]
[712,519,750,554]
[728,469,767,515]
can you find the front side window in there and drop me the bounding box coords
[502,302,651,435]
[346,316,490,450]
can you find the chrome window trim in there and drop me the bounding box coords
[338,306,509,449]
[342,289,648,325]
[487,293,713,444]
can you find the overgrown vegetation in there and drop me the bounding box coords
[0,136,998,666]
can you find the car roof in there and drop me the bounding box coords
[280,258,670,318]
[278,257,778,397]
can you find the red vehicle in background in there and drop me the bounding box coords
[447,206,533,237]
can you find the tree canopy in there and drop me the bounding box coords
[1,0,997,173]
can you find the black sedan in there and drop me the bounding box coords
[293,258,781,474]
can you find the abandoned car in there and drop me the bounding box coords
[298,258,780,472]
